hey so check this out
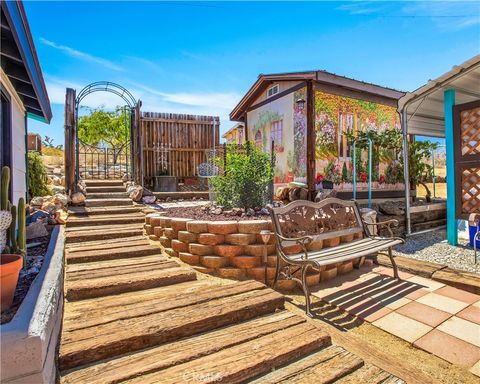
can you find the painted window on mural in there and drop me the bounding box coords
[255,130,263,149]
[315,91,402,191]
[270,120,283,150]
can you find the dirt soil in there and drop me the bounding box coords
[160,206,270,221]
[1,225,55,324]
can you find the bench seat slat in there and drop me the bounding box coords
[287,238,402,267]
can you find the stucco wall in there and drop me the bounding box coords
[1,70,27,203]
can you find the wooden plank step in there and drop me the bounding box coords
[63,280,269,332]
[86,186,126,193]
[65,223,143,233]
[65,227,143,243]
[59,285,284,370]
[67,215,145,227]
[65,265,196,301]
[68,206,142,216]
[85,198,133,207]
[66,244,160,263]
[84,180,124,187]
[250,345,364,383]
[378,254,445,278]
[66,238,151,253]
[60,311,310,384]
[432,267,480,295]
[335,363,404,384]
[125,321,330,384]
[65,235,147,249]
[86,192,129,199]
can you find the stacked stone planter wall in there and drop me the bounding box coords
[145,214,363,289]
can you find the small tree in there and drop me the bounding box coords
[27,151,51,197]
[406,140,438,202]
[211,142,274,210]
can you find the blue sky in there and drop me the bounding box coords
[26,1,480,146]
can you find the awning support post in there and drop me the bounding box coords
[401,108,411,236]
[444,89,458,245]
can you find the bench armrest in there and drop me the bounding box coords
[362,219,398,238]
[273,233,313,260]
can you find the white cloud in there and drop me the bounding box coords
[39,38,124,71]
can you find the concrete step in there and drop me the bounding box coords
[84,180,124,187]
[86,192,129,199]
[86,186,126,193]
[85,198,132,207]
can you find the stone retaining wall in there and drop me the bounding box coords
[145,214,363,289]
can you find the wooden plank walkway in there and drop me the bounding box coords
[58,179,404,383]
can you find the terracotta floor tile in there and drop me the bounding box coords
[382,296,411,310]
[396,301,452,327]
[435,286,480,304]
[341,296,392,322]
[470,360,480,378]
[405,288,429,300]
[457,306,480,325]
[437,316,480,347]
[377,267,414,280]
[373,312,432,343]
[406,275,445,291]
[416,292,470,314]
[473,300,480,309]
[414,329,480,367]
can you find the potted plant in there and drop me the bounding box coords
[1,166,26,312]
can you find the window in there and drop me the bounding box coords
[267,84,279,98]
[270,120,283,146]
[255,130,263,149]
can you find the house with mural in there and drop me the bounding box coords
[222,122,245,144]
[230,70,405,198]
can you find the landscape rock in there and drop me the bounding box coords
[71,192,86,205]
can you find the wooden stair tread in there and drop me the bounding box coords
[85,186,126,193]
[85,198,133,207]
[68,206,142,216]
[65,266,196,301]
[65,223,143,232]
[59,286,284,370]
[63,281,267,331]
[60,311,314,384]
[65,236,147,249]
[250,345,364,383]
[66,244,160,263]
[125,321,330,384]
[335,363,404,384]
[65,228,144,243]
[66,216,145,227]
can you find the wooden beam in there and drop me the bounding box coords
[64,88,76,195]
[306,80,316,198]
[0,42,23,64]
[3,61,31,84]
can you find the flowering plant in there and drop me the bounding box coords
[316,174,324,184]
[378,175,385,184]
[359,171,368,183]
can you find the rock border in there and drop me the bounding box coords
[145,214,361,288]
[1,226,65,383]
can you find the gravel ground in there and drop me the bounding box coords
[393,229,480,274]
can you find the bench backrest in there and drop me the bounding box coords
[268,198,364,244]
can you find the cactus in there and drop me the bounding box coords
[1,166,9,211]
[17,198,26,258]
[8,205,17,253]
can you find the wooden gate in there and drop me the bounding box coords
[454,100,480,219]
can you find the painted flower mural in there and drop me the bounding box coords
[293,89,307,178]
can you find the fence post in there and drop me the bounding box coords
[223,143,227,176]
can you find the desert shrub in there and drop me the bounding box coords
[27,151,51,198]
[42,146,64,157]
[211,142,274,209]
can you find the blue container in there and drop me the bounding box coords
[469,223,480,248]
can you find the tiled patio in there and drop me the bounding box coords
[311,264,480,377]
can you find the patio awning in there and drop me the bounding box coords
[398,55,480,138]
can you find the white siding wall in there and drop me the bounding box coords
[1,70,27,204]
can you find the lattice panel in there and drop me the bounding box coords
[460,106,480,156]
[461,167,480,214]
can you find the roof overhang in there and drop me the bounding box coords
[230,70,404,121]
[398,55,480,138]
[1,1,51,123]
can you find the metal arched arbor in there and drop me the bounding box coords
[73,82,139,184]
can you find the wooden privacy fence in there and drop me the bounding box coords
[140,112,220,187]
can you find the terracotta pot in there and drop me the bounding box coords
[1,254,23,312]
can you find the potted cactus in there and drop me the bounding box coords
[1,166,26,312]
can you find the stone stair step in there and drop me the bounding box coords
[66,215,145,227]
[65,260,196,301]
[84,180,124,187]
[65,226,143,243]
[250,345,364,383]
[86,192,129,199]
[59,282,284,370]
[68,206,142,216]
[85,198,132,207]
[66,244,160,264]
[125,320,329,384]
[86,186,126,193]
[60,311,314,384]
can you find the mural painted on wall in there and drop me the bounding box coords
[291,89,307,181]
[314,91,403,191]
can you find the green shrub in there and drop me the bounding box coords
[27,151,51,198]
[211,142,274,209]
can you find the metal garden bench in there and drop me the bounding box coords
[268,198,404,317]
